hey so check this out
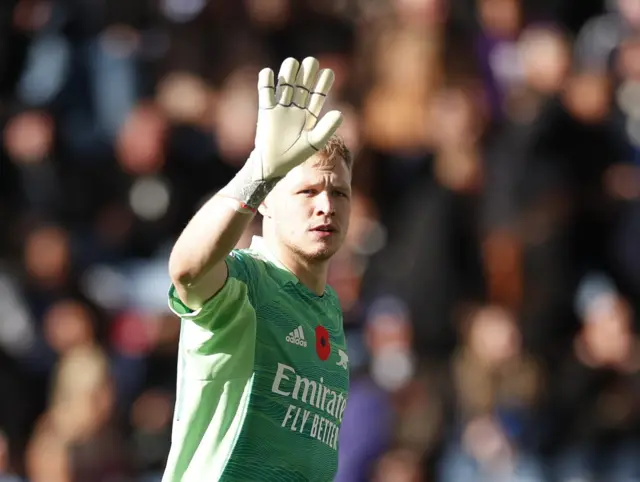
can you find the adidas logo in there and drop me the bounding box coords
[285,326,307,347]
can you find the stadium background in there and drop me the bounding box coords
[1,0,640,480]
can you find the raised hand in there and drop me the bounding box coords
[253,57,344,180]
[221,57,343,211]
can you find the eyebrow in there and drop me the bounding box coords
[295,180,351,191]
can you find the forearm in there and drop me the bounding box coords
[169,195,254,286]
[168,161,279,308]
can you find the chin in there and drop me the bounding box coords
[298,239,343,262]
[308,246,338,262]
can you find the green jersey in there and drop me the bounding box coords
[162,236,349,482]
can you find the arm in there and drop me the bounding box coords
[168,56,343,310]
[168,195,256,310]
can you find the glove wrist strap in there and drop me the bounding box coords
[222,152,283,210]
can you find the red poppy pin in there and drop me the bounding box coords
[315,325,331,361]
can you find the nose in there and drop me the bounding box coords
[314,191,335,216]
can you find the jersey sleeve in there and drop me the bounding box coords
[168,249,262,331]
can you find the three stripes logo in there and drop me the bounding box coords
[285,326,308,347]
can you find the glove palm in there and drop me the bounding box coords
[251,57,344,180]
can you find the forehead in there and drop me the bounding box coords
[284,155,352,187]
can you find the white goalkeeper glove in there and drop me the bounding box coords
[223,57,344,210]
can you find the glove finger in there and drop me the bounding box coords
[304,69,335,130]
[276,57,299,106]
[257,68,276,110]
[293,57,319,109]
[307,110,343,150]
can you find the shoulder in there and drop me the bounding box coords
[324,285,343,315]
[235,247,270,265]
[324,284,339,300]
[238,248,293,280]
[230,248,269,277]
[228,248,292,299]
[226,248,265,278]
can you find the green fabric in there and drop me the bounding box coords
[162,237,349,482]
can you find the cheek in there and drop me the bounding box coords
[273,202,307,231]
[341,205,352,227]
[279,198,313,219]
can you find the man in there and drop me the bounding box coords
[163,56,352,482]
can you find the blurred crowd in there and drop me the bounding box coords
[1,0,640,481]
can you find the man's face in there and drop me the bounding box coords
[266,155,352,262]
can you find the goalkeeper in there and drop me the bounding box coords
[163,57,352,482]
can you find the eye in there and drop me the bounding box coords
[333,190,349,198]
[298,189,317,196]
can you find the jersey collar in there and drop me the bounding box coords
[249,236,296,279]
[249,236,326,297]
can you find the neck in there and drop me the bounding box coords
[267,238,328,296]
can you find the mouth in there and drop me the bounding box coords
[310,225,337,233]
[309,224,338,238]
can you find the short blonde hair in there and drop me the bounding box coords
[316,135,353,171]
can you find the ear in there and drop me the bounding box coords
[258,200,271,218]
[259,187,279,218]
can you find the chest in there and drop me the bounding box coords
[253,289,350,408]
